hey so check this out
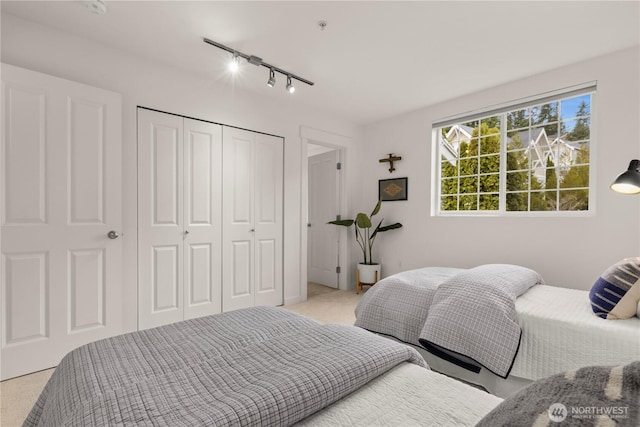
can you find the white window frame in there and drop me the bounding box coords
[432,82,597,217]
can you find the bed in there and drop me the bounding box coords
[354,265,640,397]
[24,306,501,426]
[24,305,640,426]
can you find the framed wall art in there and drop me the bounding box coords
[379,177,408,201]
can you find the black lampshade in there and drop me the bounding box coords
[611,159,640,194]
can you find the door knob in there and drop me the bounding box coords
[107,230,120,239]
[184,230,190,235]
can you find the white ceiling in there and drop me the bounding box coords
[2,1,639,125]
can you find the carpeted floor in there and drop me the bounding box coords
[0,283,362,426]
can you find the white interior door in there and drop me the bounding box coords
[137,109,184,329]
[1,64,123,380]
[222,127,283,311]
[183,118,222,320]
[308,150,339,287]
[253,133,283,307]
[137,110,223,329]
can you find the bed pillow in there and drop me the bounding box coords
[589,257,640,319]
[476,361,640,426]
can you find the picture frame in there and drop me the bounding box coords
[379,177,408,201]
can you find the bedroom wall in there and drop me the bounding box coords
[1,13,363,331]
[355,46,640,291]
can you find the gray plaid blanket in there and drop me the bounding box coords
[355,264,543,378]
[25,306,425,427]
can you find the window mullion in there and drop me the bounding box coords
[499,113,507,213]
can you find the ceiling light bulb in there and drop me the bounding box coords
[286,76,295,93]
[229,54,239,72]
[267,69,276,87]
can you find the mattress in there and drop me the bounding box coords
[297,362,502,427]
[511,284,640,380]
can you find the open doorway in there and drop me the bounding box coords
[307,144,341,297]
[299,126,351,304]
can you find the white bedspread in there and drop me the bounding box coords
[512,284,640,380]
[297,363,502,426]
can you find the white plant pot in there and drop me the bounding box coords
[358,263,381,284]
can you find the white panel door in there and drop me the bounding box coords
[138,111,222,329]
[222,128,283,311]
[222,128,255,312]
[183,118,222,320]
[308,150,339,287]
[253,133,283,307]
[1,64,123,380]
[137,109,184,329]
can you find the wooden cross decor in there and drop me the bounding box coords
[379,153,402,173]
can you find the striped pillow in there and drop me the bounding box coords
[589,257,640,319]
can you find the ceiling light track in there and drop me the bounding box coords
[203,37,314,88]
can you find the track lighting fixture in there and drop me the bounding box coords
[203,38,313,93]
[267,68,276,88]
[286,75,295,93]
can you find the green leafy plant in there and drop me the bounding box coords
[328,200,402,265]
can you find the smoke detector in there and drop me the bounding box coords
[83,0,107,15]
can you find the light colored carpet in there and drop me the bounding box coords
[1,367,54,427]
[0,284,363,426]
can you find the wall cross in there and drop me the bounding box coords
[379,153,402,173]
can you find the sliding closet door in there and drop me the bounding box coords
[222,127,283,312]
[1,64,123,380]
[138,110,222,329]
[183,118,222,320]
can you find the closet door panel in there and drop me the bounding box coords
[222,128,255,311]
[138,109,184,329]
[183,119,221,319]
[254,134,283,307]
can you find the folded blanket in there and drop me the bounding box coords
[419,264,543,378]
[355,264,543,378]
[26,306,425,427]
[354,267,463,344]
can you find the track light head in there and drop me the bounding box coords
[228,53,239,72]
[286,75,295,94]
[267,68,276,88]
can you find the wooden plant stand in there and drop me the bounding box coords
[356,268,379,294]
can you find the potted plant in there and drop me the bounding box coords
[328,200,402,286]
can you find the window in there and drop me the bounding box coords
[435,85,594,215]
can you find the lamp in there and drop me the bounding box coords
[611,160,640,194]
[203,38,314,93]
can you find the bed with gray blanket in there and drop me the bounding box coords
[25,306,501,426]
[356,264,542,378]
[355,264,640,397]
[25,305,639,426]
